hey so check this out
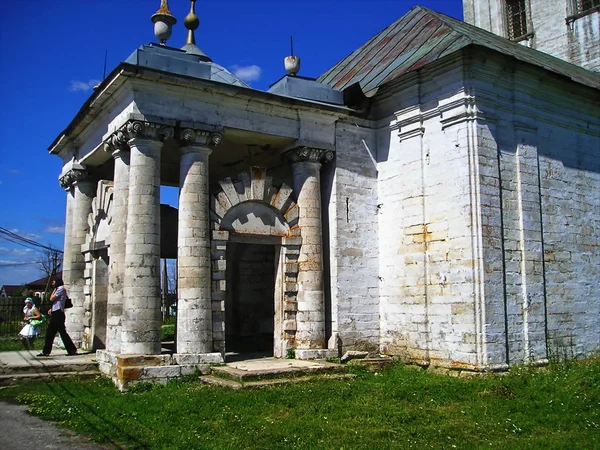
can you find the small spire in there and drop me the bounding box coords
[184,0,200,46]
[151,0,177,45]
[181,0,212,62]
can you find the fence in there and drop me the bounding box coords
[0,297,49,340]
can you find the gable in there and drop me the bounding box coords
[318,6,600,97]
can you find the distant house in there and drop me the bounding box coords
[0,272,62,298]
[0,285,23,298]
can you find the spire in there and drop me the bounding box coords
[184,0,200,46]
[181,0,212,62]
[151,0,177,45]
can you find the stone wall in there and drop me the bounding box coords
[328,120,380,353]
[372,49,599,369]
[375,60,489,369]
[471,49,600,363]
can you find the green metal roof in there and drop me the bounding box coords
[317,6,600,96]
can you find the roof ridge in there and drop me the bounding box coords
[318,5,599,95]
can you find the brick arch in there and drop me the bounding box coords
[209,167,302,357]
[210,167,298,234]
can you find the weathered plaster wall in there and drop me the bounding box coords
[328,120,380,352]
[373,49,599,369]
[471,49,600,363]
[375,60,490,369]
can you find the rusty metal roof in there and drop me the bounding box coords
[317,6,600,96]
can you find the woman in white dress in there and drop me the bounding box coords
[19,298,41,350]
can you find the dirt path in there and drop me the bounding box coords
[0,400,118,450]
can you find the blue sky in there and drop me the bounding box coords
[0,0,463,287]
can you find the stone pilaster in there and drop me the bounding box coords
[103,131,131,353]
[121,121,173,355]
[286,146,334,356]
[59,164,95,347]
[176,129,222,356]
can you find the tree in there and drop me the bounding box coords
[39,245,62,303]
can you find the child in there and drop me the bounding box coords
[19,298,42,350]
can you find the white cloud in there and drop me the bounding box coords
[44,226,65,234]
[231,65,262,82]
[69,79,100,93]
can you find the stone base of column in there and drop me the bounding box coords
[96,350,221,391]
[295,349,338,360]
[173,353,224,365]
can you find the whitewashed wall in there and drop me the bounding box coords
[371,49,599,369]
[328,120,380,352]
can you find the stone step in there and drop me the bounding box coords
[349,357,396,372]
[0,361,98,377]
[0,370,100,386]
[210,360,348,382]
[199,372,356,390]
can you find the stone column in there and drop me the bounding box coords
[175,130,222,356]
[287,146,334,355]
[103,132,130,353]
[121,121,173,355]
[59,164,95,347]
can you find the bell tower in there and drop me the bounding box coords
[462,0,600,71]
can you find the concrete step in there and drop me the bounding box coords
[199,372,356,390]
[211,360,349,383]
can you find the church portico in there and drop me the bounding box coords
[48,1,598,390]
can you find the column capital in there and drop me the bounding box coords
[59,164,89,191]
[180,128,223,148]
[284,146,334,165]
[103,120,175,155]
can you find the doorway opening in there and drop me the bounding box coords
[226,242,276,356]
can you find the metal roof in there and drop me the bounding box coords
[317,6,600,96]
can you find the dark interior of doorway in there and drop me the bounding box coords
[226,242,276,356]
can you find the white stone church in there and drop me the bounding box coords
[49,0,599,388]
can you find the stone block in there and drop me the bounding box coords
[174,353,224,365]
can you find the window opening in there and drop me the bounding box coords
[575,0,600,14]
[506,0,529,40]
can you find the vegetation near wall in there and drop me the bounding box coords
[1,358,598,449]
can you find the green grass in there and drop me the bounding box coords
[0,338,27,352]
[0,358,598,449]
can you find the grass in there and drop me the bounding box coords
[0,358,598,449]
[0,338,29,352]
[0,323,174,353]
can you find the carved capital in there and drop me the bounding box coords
[124,120,174,143]
[103,121,174,156]
[103,130,129,157]
[59,168,88,190]
[180,129,223,148]
[284,146,334,165]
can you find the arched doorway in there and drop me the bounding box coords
[210,167,301,358]
[226,241,276,354]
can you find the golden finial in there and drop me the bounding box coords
[184,0,200,46]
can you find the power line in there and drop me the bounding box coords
[0,261,47,267]
[0,227,63,253]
